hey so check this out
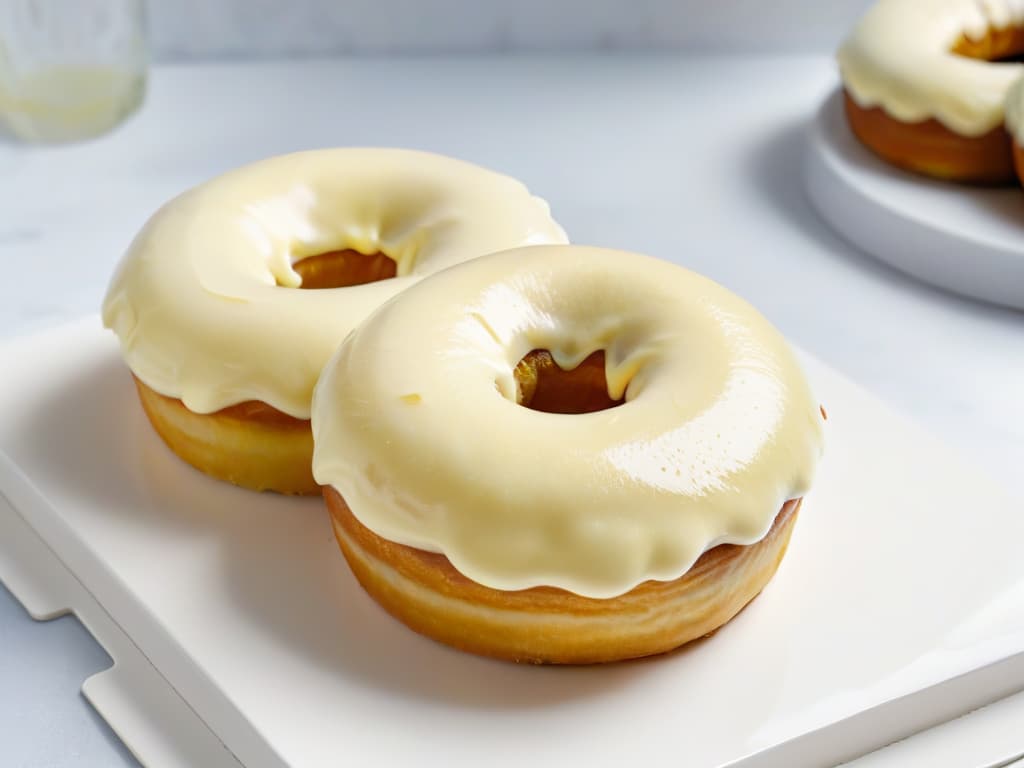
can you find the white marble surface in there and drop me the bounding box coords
[0,55,1022,766]
[147,0,873,58]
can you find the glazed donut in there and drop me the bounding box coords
[1008,77,1024,182]
[838,0,1024,184]
[103,149,567,494]
[311,245,825,663]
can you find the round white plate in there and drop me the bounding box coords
[804,89,1024,310]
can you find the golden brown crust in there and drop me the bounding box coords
[291,249,396,289]
[950,24,1024,61]
[325,485,801,664]
[204,398,311,428]
[514,349,622,414]
[127,249,396,493]
[841,24,1024,185]
[133,376,318,494]
[842,91,1016,184]
[1015,141,1024,185]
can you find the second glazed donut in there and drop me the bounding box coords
[312,245,825,663]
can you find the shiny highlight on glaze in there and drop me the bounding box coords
[311,246,824,599]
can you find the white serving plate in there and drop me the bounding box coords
[1,317,1023,768]
[804,88,1024,310]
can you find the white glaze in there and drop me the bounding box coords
[102,149,567,419]
[311,245,825,599]
[838,0,1024,136]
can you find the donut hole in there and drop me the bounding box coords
[952,24,1024,62]
[290,250,397,289]
[513,349,623,415]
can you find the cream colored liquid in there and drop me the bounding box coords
[0,66,144,142]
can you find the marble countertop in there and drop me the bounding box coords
[0,56,1021,766]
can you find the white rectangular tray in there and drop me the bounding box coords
[1,317,1023,767]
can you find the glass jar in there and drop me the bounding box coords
[0,0,147,143]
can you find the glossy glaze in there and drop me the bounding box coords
[838,0,1024,136]
[311,246,825,598]
[102,148,567,418]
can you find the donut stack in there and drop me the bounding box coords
[103,149,825,664]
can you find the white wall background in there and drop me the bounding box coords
[148,0,874,59]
